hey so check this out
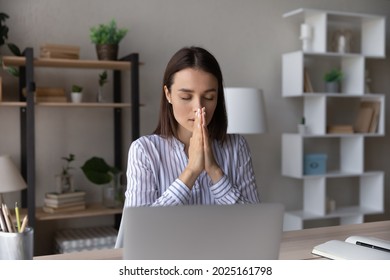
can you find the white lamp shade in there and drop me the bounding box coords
[0,155,27,193]
[224,87,267,134]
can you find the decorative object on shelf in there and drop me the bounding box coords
[0,12,9,49]
[303,68,314,93]
[354,100,380,133]
[43,191,86,213]
[326,197,336,213]
[22,87,67,103]
[332,30,352,53]
[0,155,27,204]
[327,125,353,134]
[70,84,83,103]
[298,117,307,134]
[299,23,313,52]
[89,19,128,61]
[54,226,117,253]
[1,13,22,77]
[365,69,372,93]
[2,43,22,78]
[40,43,80,59]
[224,87,267,134]
[97,70,108,102]
[323,68,343,93]
[81,157,124,208]
[303,153,327,175]
[55,153,75,194]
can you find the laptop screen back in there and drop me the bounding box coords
[123,203,284,260]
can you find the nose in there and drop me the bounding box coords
[193,97,203,112]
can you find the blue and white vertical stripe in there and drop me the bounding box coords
[124,133,260,207]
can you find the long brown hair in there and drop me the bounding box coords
[154,46,227,142]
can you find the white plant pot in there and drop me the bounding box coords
[71,92,83,103]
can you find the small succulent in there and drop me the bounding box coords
[99,70,108,87]
[71,84,83,92]
[324,69,343,82]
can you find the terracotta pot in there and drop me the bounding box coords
[95,44,118,61]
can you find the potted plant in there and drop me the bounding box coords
[70,84,83,103]
[81,156,123,208]
[56,153,75,193]
[1,12,21,77]
[0,12,9,50]
[324,68,343,93]
[89,19,128,61]
[97,70,108,102]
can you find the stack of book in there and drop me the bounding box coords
[40,44,80,59]
[43,191,86,213]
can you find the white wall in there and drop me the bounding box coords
[1,0,389,223]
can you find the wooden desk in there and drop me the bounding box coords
[35,220,390,260]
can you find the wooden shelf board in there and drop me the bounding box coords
[0,102,145,108]
[36,102,133,108]
[2,56,135,70]
[35,203,123,221]
[0,101,26,107]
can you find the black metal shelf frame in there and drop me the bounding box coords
[18,48,140,230]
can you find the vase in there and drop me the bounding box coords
[325,82,340,93]
[55,174,74,193]
[102,172,124,208]
[96,86,104,102]
[70,92,82,103]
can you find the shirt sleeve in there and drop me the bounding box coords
[210,135,260,204]
[124,139,192,207]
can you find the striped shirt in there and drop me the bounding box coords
[124,133,260,207]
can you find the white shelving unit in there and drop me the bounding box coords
[281,8,385,231]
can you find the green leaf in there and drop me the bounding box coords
[6,66,19,77]
[71,84,83,92]
[81,157,113,185]
[324,69,343,82]
[99,70,108,86]
[7,43,22,56]
[89,19,128,44]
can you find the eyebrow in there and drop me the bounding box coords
[177,88,217,94]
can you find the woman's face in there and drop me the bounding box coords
[164,68,218,140]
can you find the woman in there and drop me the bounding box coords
[126,46,260,206]
[116,47,260,247]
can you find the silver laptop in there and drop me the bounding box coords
[123,203,284,260]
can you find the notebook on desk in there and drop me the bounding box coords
[312,236,390,260]
[123,203,284,260]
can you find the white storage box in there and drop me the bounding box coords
[54,226,117,254]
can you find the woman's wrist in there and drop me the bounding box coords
[207,166,224,184]
[179,167,199,190]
